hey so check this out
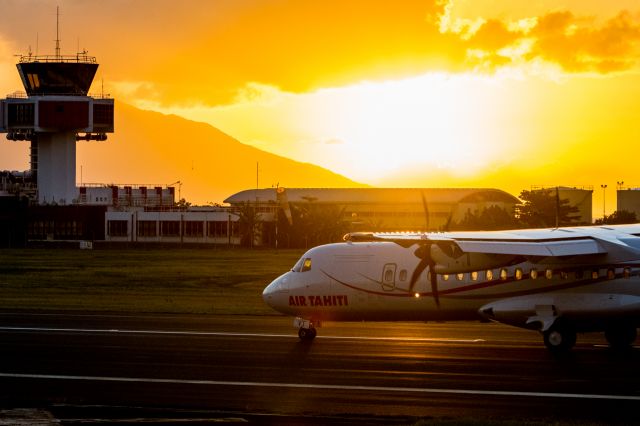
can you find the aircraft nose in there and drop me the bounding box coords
[262,281,276,305]
[262,273,288,311]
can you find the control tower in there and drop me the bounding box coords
[0,18,114,204]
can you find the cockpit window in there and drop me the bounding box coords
[301,258,312,272]
[292,257,312,273]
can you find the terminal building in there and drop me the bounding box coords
[617,186,640,218]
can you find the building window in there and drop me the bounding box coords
[230,221,240,237]
[28,220,54,239]
[208,221,228,238]
[160,221,180,237]
[137,220,157,237]
[184,221,203,238]
[55,220,83,239]
[108,220,128,237]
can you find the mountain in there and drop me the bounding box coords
[76,102,365,204]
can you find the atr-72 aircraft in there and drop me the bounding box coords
[262,224,640,352]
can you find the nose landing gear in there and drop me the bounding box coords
[294,317,318,341]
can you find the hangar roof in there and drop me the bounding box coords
[224,188,520,205]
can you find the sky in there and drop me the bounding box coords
[1,0,640,214]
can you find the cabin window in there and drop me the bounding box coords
[486,270,493,280]
[470,271,478,281]
[456,273,464,281]
[575,270,583,280]
[591,270,599,279]
[442,274,450,281]
[382,263,396,291]
[515,268,523,280]
[607,269,615,280]
[530,269,538,280]
[545,269,553,280]
[624,267,631,278]
[500,268,508,280]
[399,269,407,281]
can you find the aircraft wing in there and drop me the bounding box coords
[345,226,640,260]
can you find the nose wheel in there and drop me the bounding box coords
[294,317,318,341]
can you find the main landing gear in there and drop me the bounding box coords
[294,317,318,341]
[605,323,637,350]
[542,319,576,354]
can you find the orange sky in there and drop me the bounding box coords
[1,0,640,215]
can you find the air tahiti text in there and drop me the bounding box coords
[289,295,349,307]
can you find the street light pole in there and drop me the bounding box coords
[600,184,607,218]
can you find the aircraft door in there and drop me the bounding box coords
[382,263,397,291]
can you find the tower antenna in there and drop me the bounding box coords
[55,6,61,59]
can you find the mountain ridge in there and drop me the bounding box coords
[76,101,365,204]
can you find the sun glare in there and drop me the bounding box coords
[304,73,504,180]
[142,72,510,184]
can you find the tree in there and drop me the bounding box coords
[515,189,581,228]
[235,202,262,248]
[594,210,638,225]
[175,198,191,208]
[283,200,349,248]
[452,205,519,231]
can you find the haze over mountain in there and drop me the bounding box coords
[76,102,365,205]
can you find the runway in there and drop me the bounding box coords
[0,311,638,424]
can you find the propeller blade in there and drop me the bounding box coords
[409,242,441,308]
[429,262,440,307]
[421,191,429,231]
[409,256,429,293]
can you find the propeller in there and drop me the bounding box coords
[408,243,440,307]
[409,190,440,307]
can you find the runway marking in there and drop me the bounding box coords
[0,372,638,402]
[0,327,484,343]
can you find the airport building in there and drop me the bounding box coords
[617,186,640,218]
[531,186,594,224]
[224,187,521,234]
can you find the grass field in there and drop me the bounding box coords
[0,247,305,314]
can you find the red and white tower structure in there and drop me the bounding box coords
[0,14,114,204]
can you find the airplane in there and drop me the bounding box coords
[262,224,640,352]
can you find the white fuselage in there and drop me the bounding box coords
[263,241,640,330]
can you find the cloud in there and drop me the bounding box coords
[439,2,640,74]
[529,10,640,73]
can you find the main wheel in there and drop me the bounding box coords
[543,321,576,353]
[298,327,317,341]
[605,324,637,350]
